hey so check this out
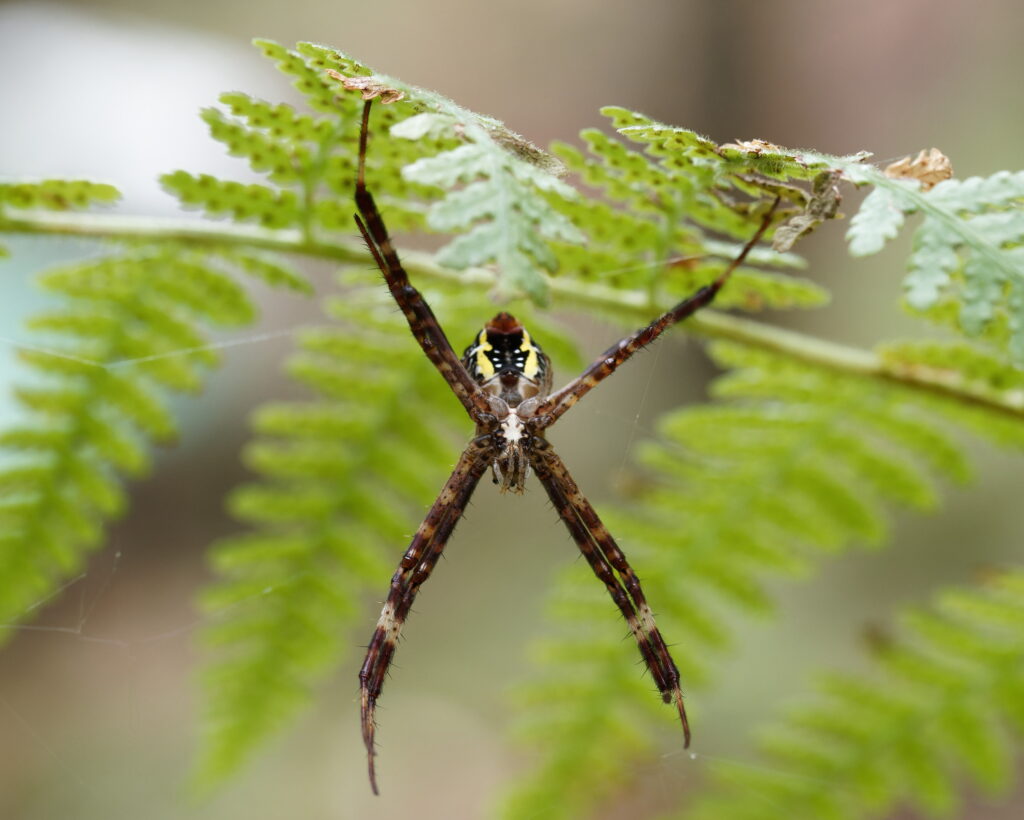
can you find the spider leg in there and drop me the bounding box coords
[536,196,780,427]
[353,99,489,420]
[530,446,690,745]
[359,444,489,795]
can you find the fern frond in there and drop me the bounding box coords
[0,244,307,634]
[163,40,582,302]
[162,41,452,237]
[679,568,1024,820]
[303,41,583,303]
[547,108,831,312]
[0,179,120,211]
[195,273,580,786]
[403,136,582,303]
[879,338,1024,409]
[500,334,1019,819]
[0,179,119,255]
[847,169,1024,360]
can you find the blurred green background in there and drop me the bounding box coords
[1,1,1023,818]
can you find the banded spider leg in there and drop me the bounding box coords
[358,445,489,794]
[350,94,781,793]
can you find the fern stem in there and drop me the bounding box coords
[5,211,1023,420]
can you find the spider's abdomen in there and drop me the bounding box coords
[462,312,552,405]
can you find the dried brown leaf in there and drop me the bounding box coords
[720,137,790,155]
[884,148,953,191]
[325,69,405,104]
[772,171,843,252]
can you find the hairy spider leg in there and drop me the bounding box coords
[358,446,488,795]
[353,100,489,420]
[536,197,780,427]
[531,447,691,744]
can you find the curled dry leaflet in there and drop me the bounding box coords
[884,147,953,191]
[325,70,406,104]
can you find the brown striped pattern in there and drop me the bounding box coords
[535,197,780,427]
[354,100,490,421]
[359,445,489,794]
[530,446,691,745]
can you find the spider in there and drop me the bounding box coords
[352,98,779,794]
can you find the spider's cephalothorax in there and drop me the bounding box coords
[352,97,780,795]
[462,312,553,493]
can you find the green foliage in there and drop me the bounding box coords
[0,244,307,634]
[847,170,1024,361]
[161,40,581,301]
[880,337,1024,408]
[403,134,582,303]
[161,40,457,237]
[0,179,120,211]
[679,568,1024,820]
[163,171,303,229]
[547,108,831,311]
[0,179,119,254]
[296,41,585,303]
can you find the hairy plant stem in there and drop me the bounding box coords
[4,210,1022,420]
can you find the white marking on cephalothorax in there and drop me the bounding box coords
[494,409,531,493]
[500,411,526,447]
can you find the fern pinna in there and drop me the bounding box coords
[681,567,1024,820]
[0,174,309,628]
[1,39,1023,820]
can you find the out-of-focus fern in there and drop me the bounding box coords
[0,177,119,255]
[847,168,1024,361]
[678,568,1024,820]
[502,328,1024,819]
[0,179,119,214]
[0,237,308,634]
[196,273,580,785]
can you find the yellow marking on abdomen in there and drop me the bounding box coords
[520,329,540,378]
[475,328,495,378]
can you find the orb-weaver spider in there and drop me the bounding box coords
[353,98,779,794]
